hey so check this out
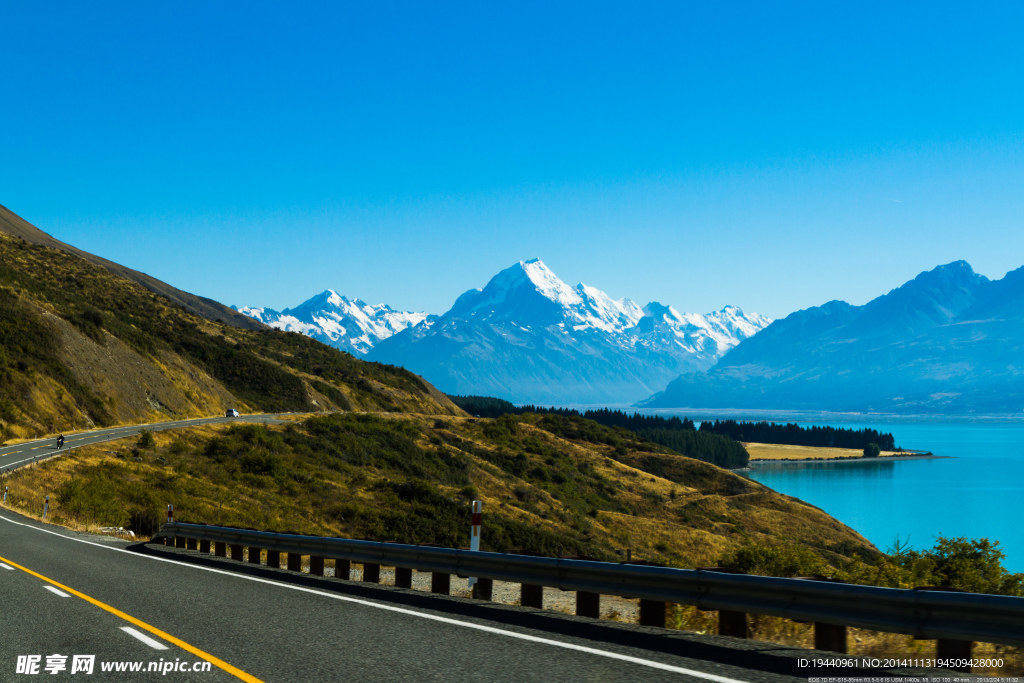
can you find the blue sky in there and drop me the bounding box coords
[2,2,1022,319]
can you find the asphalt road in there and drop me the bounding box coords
[0,506,845,682]
[0,414,290,474]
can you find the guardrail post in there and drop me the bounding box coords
[521,583,543,608]
[921,586,972,672]
[248,547,262,564]
[472,578,493,601]
[175,535,186,549]
[936,638,972,672]
[334,558,350,580]
[700,567,749,638]
[814,622,847,653]
[718,610,749,638]
[287,553,302,572]
[215,541,227,557]
[186,537,198,550]
[640,599,666,627]
[200,539,210,554]
[395,567,413,588]
[576,591,600,618]
[431,572,450,595]
[231,544,243,562]
[362,562,380,583]
[797,576,848,653]
[266,550,281,568]
[310,556,325,576]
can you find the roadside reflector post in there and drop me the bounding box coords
[167,504,173,525]
[43,495,49,520]
[3,485,7,504]
[468,500,482,588]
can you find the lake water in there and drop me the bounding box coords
[737,421,1024,573]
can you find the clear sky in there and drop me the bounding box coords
[2,2,1022,319]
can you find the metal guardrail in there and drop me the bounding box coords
[157,522,1024,650]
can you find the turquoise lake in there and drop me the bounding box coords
[737,421,1024,572]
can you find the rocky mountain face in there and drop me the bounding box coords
[644,261,1024,414]
[363,259,770,404]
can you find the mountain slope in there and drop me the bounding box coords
[4,411,879,569]
[0,203,263,331]
[366,259,770,404]
[645,261,1024,414]
[236,291,426,356]
[0,207,459,441]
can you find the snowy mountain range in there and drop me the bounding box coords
[237,258,771,404]
[235,291,426,356]
[644,260,1024,414]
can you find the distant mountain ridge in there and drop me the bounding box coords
[238,259,771,404]
[644,260,1024,414]
[365,259,771,404]
[236,291,426,356]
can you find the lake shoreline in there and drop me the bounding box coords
[746,451,946,466]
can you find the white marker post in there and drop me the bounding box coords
[3,485,7,503]
[468,500,482,588]
[43,495,49,520]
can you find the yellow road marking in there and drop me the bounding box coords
[0,554,262,682]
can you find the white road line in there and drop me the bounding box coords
[0,562,14,570]
[45,585,71,597]
[120,626,170,650]
[1,513,744,682]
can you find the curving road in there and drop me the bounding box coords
[0,508,837,682]
[0,414,291,474]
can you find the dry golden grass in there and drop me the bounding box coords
[745,442,901,461]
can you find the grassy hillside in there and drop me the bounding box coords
[1,412,878,568]
[0,229,458,440]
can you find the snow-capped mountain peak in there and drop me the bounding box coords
[238,258,772,404]
[234,292,426,356]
